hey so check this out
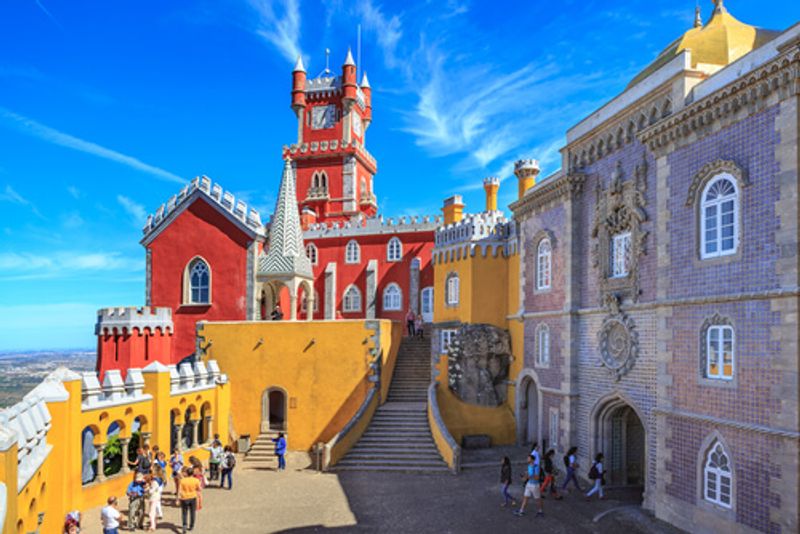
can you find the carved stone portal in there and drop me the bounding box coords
[598,294,639,381]
[447,324,511,407]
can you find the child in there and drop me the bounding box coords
[500,456,515,507]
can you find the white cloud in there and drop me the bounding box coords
[0,108,185,184]
[67,186,81,199]
[0,251,142,280]
[62,211,84,229]
[248,0,303,64]
[356,0,404,71]
[0,184,45,219]
[117,195,147,226]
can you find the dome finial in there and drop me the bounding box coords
[694,3,703,27]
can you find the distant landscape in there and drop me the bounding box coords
[0,350,96,407]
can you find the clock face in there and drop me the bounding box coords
[352,112,362,137]
[311,105,335,130]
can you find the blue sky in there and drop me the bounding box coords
[1,0,797,350]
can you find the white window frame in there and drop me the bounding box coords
[184,257,211,305]
[549,409,559,451]
[446,274,460,306]
[700,174,739,260]
[306,243,318,265]
[342,285,362,312]
[440,329,457,353]
[387,237,402,262]
[345,240,361,264]
[536,324,550,366]
[704,442,733,509]
[611,231,632,278]
[536,238,552,290]
[382,283,402,311]
[705,325,734,380]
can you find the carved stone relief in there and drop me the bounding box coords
[597,293,639,381]
[447,324,511,407]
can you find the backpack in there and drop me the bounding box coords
[225,453,236,469]
[139,455,151,472]
[588,463,599,480]
[563,454,570,469]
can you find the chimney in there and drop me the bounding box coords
[483,177,500,212]
[442,195,465,225]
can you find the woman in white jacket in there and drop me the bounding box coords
[146,471,164,531]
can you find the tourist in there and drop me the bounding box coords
[133,446,152,476]
[514,454,543,518]
[146,474,163,531]
[541,449,562,499]
[126,473,147,530]
[151,465,165,521]
[63,510,81,533]
[206,435,223,481]
[405,309,416,336]
[155,451,167,471]
[170,450,184,502]
[500,456,515,507]
[529,441,541,467]
[188,456,206,510]
[272,432,287,470]
[586,453,605,501]
[101,497,121,534]
[178,466,201,534]
[220,445,236,489]
[561,446,582,492]
[415,314,424,338]
[271,305,284,321]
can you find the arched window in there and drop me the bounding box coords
[705,324,734,380]
[704,441,733,509]
[186,258,210,304]
[701,175,739,259]
[446,273,460,306]
[536,324,550,366]
[306,243,318,265]
[345,240,361,264]
[343,285,362,312]
[387,237,402,262]
[383,283,402,311]
[536,238,552,290]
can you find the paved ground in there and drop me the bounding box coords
[83,452,684,533]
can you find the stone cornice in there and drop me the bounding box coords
[510,173,585,219]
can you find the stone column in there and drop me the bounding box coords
[141,431,152,447]
[324,262,337,320]
[409,257,421,315]
[205,416,214,443]
[95,444,106,482]
[175,424,184,452]
[365,260,378,319]
[120,438,131,474]
[290,292,298,321]
[190,420,199,449]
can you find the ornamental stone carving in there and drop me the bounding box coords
[597,294,639,381]
[447,324,511,407]
[685,159,748,207]
[591,157,648,304]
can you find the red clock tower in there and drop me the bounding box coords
[284,49,377,225]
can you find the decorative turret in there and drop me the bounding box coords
[514,159,540,199]
[483,177,500,212]
[95,307,174,380]
[291,55,307,112]
[361,71,372,126]
[442,195,465,225]
[342,48,358,105]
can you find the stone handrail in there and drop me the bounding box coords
[322,385,379,470]
[427,382,461,474]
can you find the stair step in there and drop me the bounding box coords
[333,465,450,474]
[336,458,446,467]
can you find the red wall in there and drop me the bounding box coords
[96,327,173,380]
[148,199,254,362]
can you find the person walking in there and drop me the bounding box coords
[101,496,122,534]
[586,453,605,500]
[188,456,206,511]
[529,442,541,468]
[500,456,515,507]
[405,309,416,336]
[178,466,201,533]
[170,450,184,504]
[220,445,236,489]
[415,314,424,339]
[146,475,162,532]
[561,446,583,492]
[514,454,544,518]
[206,436,223,481]
[541,449,563,499]
[126,473,146,531]
[272,432,287,470]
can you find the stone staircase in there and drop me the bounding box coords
[335,335,449,473]
[243,429,282,469]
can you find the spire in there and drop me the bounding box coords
[360,71,370,88]
[713,0,726,15]
[344,47,356,67]
[694,4,703,28]
[293,55,305,73]
[259,159,313,279]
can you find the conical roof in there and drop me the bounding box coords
[259,160,313,279]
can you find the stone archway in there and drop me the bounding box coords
[261,387,287,433]
[591,393,646,490]
[515,369,541,446]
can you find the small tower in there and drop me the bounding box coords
[95,307,173,379]
[342,48,358,106]
[514,159,540,199]
[361,71,372,128]
[483,177,500,212]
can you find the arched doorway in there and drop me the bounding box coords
[592,395,646,489]
[261,387,287,432]
[516,374,539,445]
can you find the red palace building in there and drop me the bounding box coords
[96,49,440,375]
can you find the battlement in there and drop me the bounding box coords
[142,175,265,240]
[95,306,173,335]
[434,211,513,248]
[304,213,441,239]
[167,360,228,395]
[514,159,540,177]
[283,138,377,169]
[483,176,500,187]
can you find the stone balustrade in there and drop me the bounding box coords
[304,213,441,238]
[81,369,153,410]
[170,360,227,395]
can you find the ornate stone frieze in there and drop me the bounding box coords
[591,158,649,303]
[685,159,749,207]
[597,294,639,381]
[510,172,585,218]
[447,324,511,407]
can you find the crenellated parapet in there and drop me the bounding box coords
[304,213,441,239]
[81,368,150,409]
[168,360,227,396]
[95,306,173,335]
[282,138,377,170]
[141,175,265,241]
[433,211,517,261]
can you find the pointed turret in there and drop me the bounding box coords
[694,5,703,28]
[360,71,370,88]
[291,55,307,113]
[342,47,358,103]
[361,71,372,126]
[344,47,356,66]
[293,55,306,73]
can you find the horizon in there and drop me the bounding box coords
[2,0,799,350]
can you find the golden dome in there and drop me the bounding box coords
[627,1,779,88]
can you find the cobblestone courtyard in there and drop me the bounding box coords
[83,453,683,533]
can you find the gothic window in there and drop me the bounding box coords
[704,324,734,380]
[185,258,210,304]
[536,238,552,290]
[701,175,739,259]
[382,283,402,311]
[704,441,733,509]
[345,240,361,264]
[343,285,362,312]
[306,243,318,265]
[536,324,550,366]
[446,273,460,306]
[387,237,402,262]
[440,329,457,353]
[610,232,632,278]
